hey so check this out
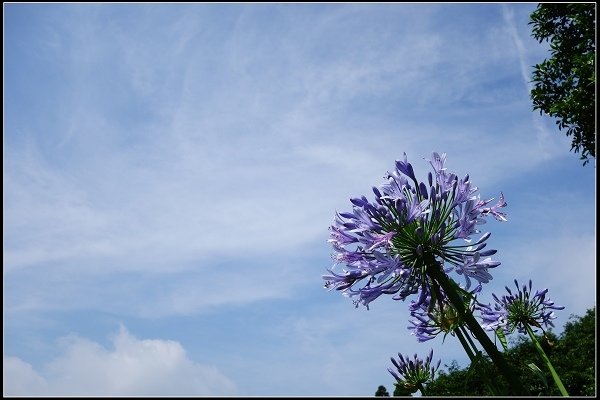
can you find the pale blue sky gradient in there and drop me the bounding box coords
[3,3,596,396]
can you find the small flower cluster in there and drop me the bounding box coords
[479,279,565,334]
[408,284,482,342]
[323,152,507,310]
[388,349,441,392]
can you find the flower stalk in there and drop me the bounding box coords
[525,323,569,396]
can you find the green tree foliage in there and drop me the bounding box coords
[425,307,596,396]
[375,385,390,396]
[551,307,596,395]
[529,3,596,165]
[420,360,492,396]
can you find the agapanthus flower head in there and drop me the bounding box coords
[478,279,565,334]
[388,349,441,393]
[409,284,482,342]
[323,151,507,309]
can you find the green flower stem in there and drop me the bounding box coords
[455,326,501,395]
[425,257,529,395]
[416,382,428,397]
[454,327,476,361]
[459,325,481,357]
[525,323,569,396]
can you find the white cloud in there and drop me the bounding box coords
[3,357,49,396]
[3,326,236,396]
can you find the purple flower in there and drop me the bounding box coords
[388,349,441,392]
[408,284,482,342]
[478,279,565,334]
[323,152,507,309]
[454,251,500,290]
[480,192,508,222]
[396,152,417,183]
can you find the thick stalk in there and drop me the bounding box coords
[425,256,529,395]
[525,324,569,396]
[455,326,501,395]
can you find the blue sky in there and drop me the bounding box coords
[3,3,596,396]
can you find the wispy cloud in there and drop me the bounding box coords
[501,4,566,160]
[502,5,533,91]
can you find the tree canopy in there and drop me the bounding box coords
[426,307,596,396]
[529,3,596,165]
[375,384,390,396]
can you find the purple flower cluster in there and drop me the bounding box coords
[408,284,482,342]
[388,349,441,391]
[323,152,507,309]
[479,279,565,334]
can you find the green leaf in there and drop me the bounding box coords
[526,363,549,390]
[495,328,508,352]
